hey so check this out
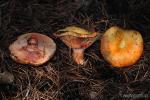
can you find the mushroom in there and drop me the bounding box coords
[9,33,56,66]
[101,26,143,67]
[54,26,99,65]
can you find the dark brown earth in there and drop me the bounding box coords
[0,0,150,99]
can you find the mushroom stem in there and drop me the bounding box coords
[72,48,85,65]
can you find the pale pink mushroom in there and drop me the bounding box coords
[9,33,56,66]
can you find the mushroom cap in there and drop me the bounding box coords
[54,26,99,49]
[101,26,143,67]
[9,33,56,66]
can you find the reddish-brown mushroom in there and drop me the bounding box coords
[9,33,56,66]
[54,26,99,65]
[101,26,143,67]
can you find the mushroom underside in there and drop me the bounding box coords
[9,33,56,66]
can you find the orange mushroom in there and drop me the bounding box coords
[54,26,99,65]
[9,33,56,66]
[101,26,143,67]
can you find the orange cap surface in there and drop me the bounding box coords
[101,26,143,67]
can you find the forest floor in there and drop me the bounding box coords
[0,0,150,99]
